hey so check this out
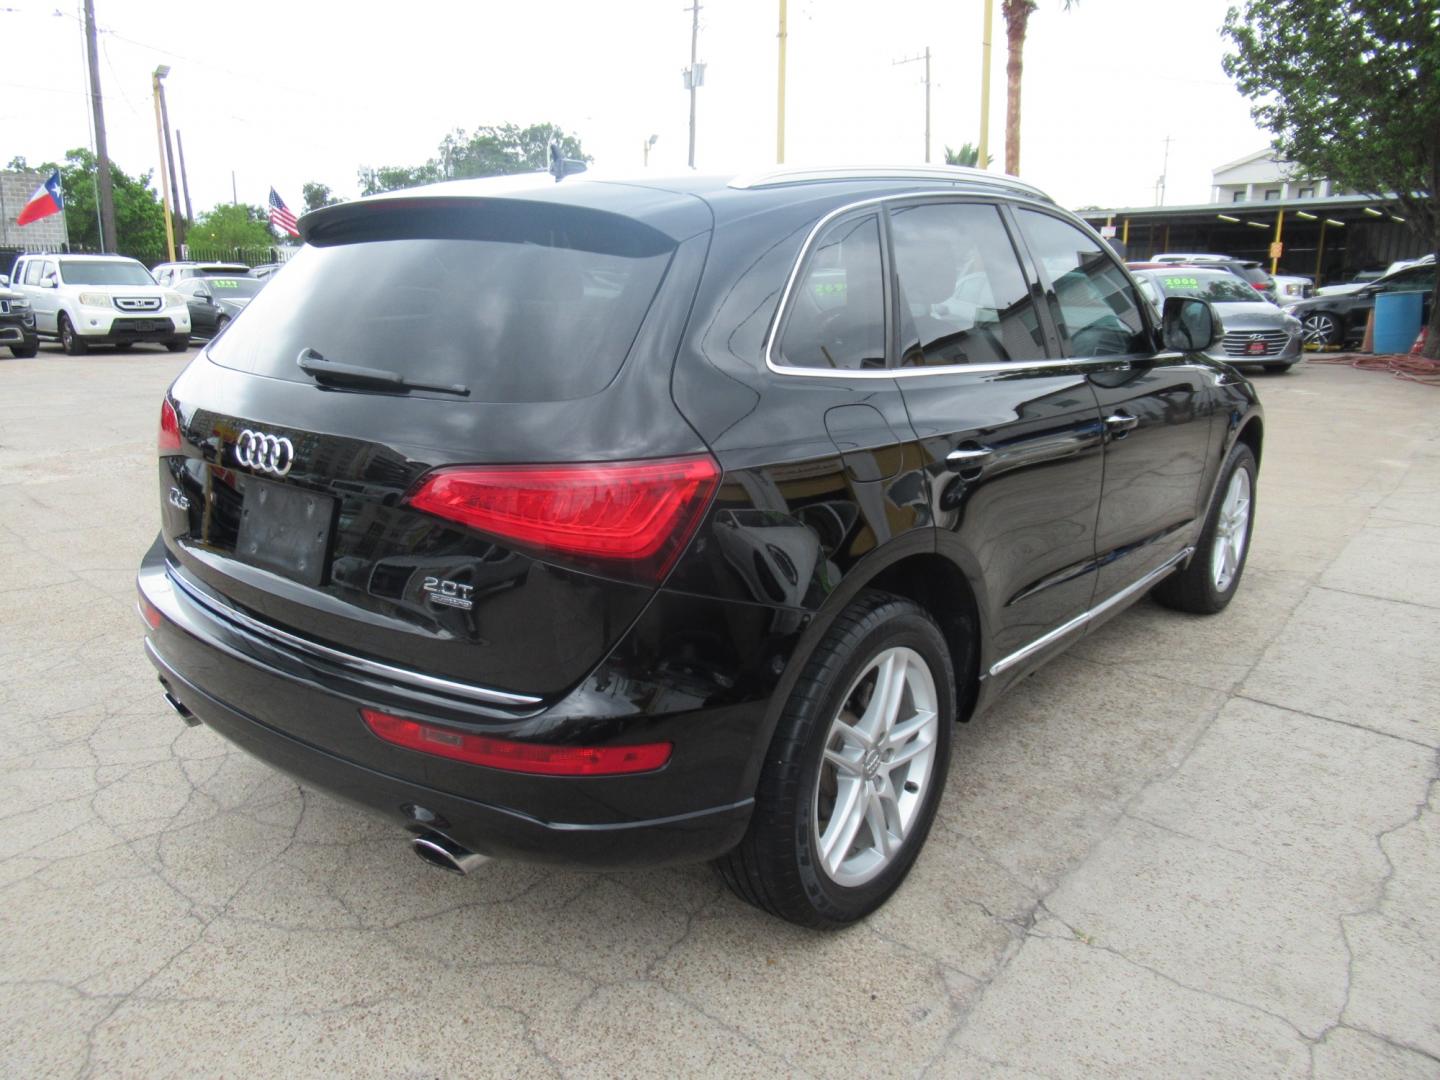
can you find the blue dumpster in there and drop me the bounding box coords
[1373,290,1426,354]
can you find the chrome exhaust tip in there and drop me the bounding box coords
[411,831,488,875]
[162,690,201,727]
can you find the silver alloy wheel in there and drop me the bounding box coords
[1301,312,1338,346]
[1211,467,1252,592]
[812,646,940,888]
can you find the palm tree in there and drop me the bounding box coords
[944,142,992,168]
[1002,0,1077,176]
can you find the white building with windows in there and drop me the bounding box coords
[1211,149,1340,205]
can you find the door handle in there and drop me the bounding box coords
[1104,412,1140,435]
[946,445,994,471]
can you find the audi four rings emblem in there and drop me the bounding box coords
[235,429,295,476]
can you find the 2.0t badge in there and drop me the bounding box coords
[422,576,474,611]
[235,429,295,477]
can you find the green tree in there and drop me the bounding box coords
[944,142,992,168]
[1223,1,1439,358]
[301,181,343,213]
[1002,1,1078,176]
[44,148,166,260]
[188,203,274,251]
[358,122,588,195]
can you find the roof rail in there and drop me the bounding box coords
[728,164,1051,201]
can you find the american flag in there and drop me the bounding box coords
[268,188,299,237]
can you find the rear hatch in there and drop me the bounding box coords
[158,185,715,703]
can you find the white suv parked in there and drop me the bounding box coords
[9,253,191,354]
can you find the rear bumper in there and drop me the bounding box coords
[137,541,761,869]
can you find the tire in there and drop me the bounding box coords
[1153,442,1257,615]
[215,315,231,336]
[9,343,38,358]
[715,589,955,928]
[165,338,188,353]
[58,313,88,355]
[1300,312,1340,348]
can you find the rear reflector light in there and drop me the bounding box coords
[361,708,672,775]
[406,455,720,581]
[159,398,181,453]
[137,594,162,629]
[1252,282,1267,290]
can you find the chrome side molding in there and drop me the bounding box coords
[988,547,1194,678]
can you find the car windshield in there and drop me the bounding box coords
[200,277,265,298]
[59,259,155,286]
[1152,273,1259,304]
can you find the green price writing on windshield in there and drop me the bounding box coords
[1162,276,1200,290]
[209,279,241,289]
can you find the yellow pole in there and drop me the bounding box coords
[151,74,176,262]
[977,0,994,170]
[776,0,787,164]
[1122,218,1130,246]
[1313,218,1327,283]
[1270,209,1285,275]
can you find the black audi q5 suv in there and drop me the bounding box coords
[138,165,1263,927]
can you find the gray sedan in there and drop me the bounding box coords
[175,275,266,341]
[1132,267,1303,372]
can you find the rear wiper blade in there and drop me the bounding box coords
[295,348,470,397]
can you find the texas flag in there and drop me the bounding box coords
[16,170,64,227]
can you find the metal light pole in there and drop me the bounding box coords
[151,66,176,262]
[776,0,787,164]
[154,69,184,244]
[977,0,995,170]
[644,134,658,167]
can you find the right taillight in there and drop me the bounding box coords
[406,454,720,583]
[159,398,181,454]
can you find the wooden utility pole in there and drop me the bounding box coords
[893,47,933,163]
[176,129,195,224]
[81,0,117,251]
[776,0,787,164]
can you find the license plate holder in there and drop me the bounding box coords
[235,477,335,587]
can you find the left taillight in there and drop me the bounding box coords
[405,454,720,583]
[159,398,181,453]
[361,708,672,776]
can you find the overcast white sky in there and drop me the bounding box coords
[2,0,1272,218]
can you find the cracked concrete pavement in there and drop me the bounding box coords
[1,346,1438,1079]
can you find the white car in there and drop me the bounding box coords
[9,253,191,354]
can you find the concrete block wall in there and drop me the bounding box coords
[0,170,71,249]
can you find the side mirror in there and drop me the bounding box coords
[41,275,58,288]
[195,291,212,303]
[1162,296,1220,352]
[0,274,9,287]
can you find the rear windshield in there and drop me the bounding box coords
[207,201,676,402]
[1237,265,1271,286]
[60,259,154,286]
[1152,273,1259,303]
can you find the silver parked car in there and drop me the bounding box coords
[1133,266,1303,372]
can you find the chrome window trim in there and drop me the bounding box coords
[167,567,543,708]
[761,190,1134,380]
[987,547,1194,678]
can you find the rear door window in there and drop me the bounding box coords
[1015,210,1150,357]
[775,213,887,370]
[207,201,677,403]
[889,201,1046,366]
